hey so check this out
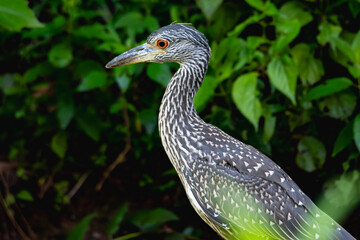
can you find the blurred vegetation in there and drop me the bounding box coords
[0,0,360,239]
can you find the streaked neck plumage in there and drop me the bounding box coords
[158,51,210,172]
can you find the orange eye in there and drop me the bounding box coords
[157,39,168,49]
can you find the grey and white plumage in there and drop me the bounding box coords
[106,24,355,240]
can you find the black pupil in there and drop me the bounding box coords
[159,41,165,47]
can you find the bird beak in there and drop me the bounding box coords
[105,43,163,68]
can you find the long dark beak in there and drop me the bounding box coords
[105,43,164,68]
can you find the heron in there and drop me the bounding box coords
[106,24,355,240]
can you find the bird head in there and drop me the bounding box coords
[105,24,210,68]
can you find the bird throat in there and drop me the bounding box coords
[158,61,208,172]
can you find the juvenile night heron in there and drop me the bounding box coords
[106,24,355,240]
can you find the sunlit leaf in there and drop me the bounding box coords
[267,55,297,104]
[354,114,360,152]
[317,22,342,46]
[129,208,178,231]
[0,0,43,31]
[195,0,223,20]
[273,19,301,52]
[48,42,73,68]
[51,132,67,159]
[67,214,95,240]
[303,78,353,101]
[245,0,277,15]
[333,121,354,157]
[296,136,326,172]
[232,72,262,130]
[279,1,313,26]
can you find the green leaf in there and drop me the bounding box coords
[267,55,297,104]
[114,12,146,40]
[352,29,360,63]
[139,108,157,134]
[194,76,219,112]
[23,62,54,83]
[278,1,313,26]
[319,90,356,120]
[76,111,101,141]
[317,22,342,46]
[15,190,34,202]
[320,171,360,222]
[303,77,353,101]
[113,233,141,240]
[245,0,277,15]
[74,23,119,42]
[232,72,262,130]
[22,15,66,39]
[129,208,178,231]
[0,0,43,31]
[333,121,354,157]
[333,38,355,62]
[115,74,130,92]
[296,136,326,172]
[273,19,301,52]
[263,114,276,143]
[106,203,129,236]
[48,43,73,68]
[51,132,67,159]
[354,114,360,152]
[67,214,95,240]
[77,70,108,92]
[291,44,324,85]
[195,0,223,20]
[57,93,75,129]
[146,63,171,87]
[228,13,263,37]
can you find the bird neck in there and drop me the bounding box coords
[159,59,208,123]
[158,58,208,171]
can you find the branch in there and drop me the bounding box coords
[0,172,31,240]
[96,98,132,191]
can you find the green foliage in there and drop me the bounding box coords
[67,214,95,240]
[106,203,129,236]
[0,0,359,239]
[296,136,326,172]
[232,72,262,130]
[267,55,298,104]
[129,208,179,231]
[0,0,43,31]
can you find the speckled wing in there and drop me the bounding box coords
[184,125,352,239]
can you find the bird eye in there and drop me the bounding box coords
[157,39,168,49]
